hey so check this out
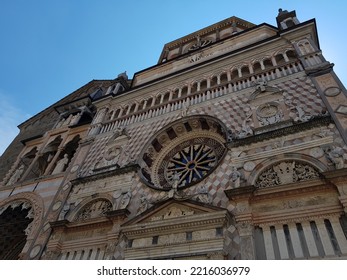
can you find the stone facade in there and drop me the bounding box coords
[1,9,347,260]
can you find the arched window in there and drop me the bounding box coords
[263,58,273,68]
[253,61,262,73]
[220,72,228,84]
[275,53,285,65]
[200,79,208,91]
[286,50,297,61]
[50,135,81,175]
[210,76,218,87]
[241,65,250,77]
[27,136,62,179]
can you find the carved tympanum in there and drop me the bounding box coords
[255,161,320,188]
[74,199,112,222]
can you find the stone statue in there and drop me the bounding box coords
[195,185,210,203]
[6,164,25,185]
[238,111,253,138]
[70,112,81,125]
[231,166,241,188]
[137,194,149,214]
[52,154,69,174]
[119,190,132,209]
[59,204,70,220]
[326,146,345,169]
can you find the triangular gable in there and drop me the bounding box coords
[123,198,227,227]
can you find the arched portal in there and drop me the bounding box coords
[0,203,33,259]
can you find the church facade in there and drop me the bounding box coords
[1,9,347,260]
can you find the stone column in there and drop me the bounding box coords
[178,88,182,98]
[261,224,275,259]
[301,221,319,258]
[275,225,289,259]
[169,91,174,101]
[197,81,201,92]
[142,99,148,110]
[315,219,335,256]
[237,222,256,259]
[237,68,242,78]
[187,84,192,95]
[226,71,231,82]
[329,216,347,254]
[283,52,289,62]
[271,57,277,67]
[126,105,131,115]
[288,223,304,258]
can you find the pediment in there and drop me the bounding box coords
[123,199,227,227]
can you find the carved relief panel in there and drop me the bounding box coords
[248,81,290,133]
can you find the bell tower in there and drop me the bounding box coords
[276,8,300,30]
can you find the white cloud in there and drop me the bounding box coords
[0,91,31,156]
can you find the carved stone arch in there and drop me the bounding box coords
[273,48,286,57]
[273,50,287,65]
[251,58,263,73]
[284,48,298,61]
[0,192,44,240]
[157,89,170,99]
[123,102,132,111]
[69,195,113,222]
[248,153,327,187]
[229,66,240,80]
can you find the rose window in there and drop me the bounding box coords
[166,143,217,187]
[138,116,227,191]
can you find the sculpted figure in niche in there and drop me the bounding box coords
[62,114,73,126]
[119,190,132,209]
[285,98,311,122]
[58,204,70,220]
[55,117,65,128]
[70,112,81,126]
[195,185,210,203]
[238,111,253,138]
[230,166,241,188]
[325,146,346,169]
[6,164,25,185]
[137,194,149,214]
[52,154,69,174]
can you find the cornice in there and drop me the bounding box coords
[225,178,336,202]
[122,211,229,238]
[71,164,138,185]
[253,204,343,226]
[228,116,332,148]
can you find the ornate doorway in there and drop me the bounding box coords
[0,204,33,259]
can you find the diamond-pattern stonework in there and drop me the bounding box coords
[2,11,347,261]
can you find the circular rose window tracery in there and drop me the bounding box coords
[138,116,227,191]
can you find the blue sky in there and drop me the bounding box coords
[0,0,346,155]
